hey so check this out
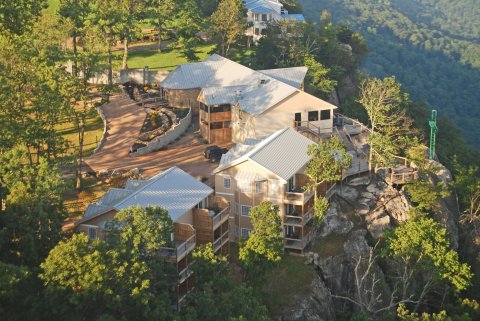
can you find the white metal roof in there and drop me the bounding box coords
[79,167,213,224]
[258,67,308,89]
[214,128,315,182]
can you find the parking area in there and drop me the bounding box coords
[84,94,231,187]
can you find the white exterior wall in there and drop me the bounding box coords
[231,91,336,143]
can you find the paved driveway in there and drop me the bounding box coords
[84,94,228,186]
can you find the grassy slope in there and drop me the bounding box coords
[112,43,216,70]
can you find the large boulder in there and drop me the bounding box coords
[337,185,359,203]
[279,276,336,321]
[319,204,354,237]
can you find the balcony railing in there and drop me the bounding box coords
[284,229,313,250]
[178,266,194,284]
[284,188,314,204]
[212,206,230,229]
[213,230,229,253]
[159,234,196,261]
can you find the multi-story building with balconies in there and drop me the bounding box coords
[244,0,305,42]
[76,166,229,309]
[212,127,333,254]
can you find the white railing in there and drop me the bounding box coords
[284,189,314,204]
[213,230,229,252]
[212,206,230,229]
[160,233,196,261]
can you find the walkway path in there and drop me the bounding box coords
[84,94,227,186]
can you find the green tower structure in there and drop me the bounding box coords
[428,110,437,160]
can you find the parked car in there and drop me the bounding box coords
[204,146,228,162]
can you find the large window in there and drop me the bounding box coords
[223,177,231,189]
[241,205,251,217]
[241,228,251,239]
[255,181,263,193]
[261,14,268,22]
[88,227,97,240]
[308,111,319,121]
[320,109,331,120]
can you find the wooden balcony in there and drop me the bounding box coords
[213,230,229,253]
[159,224,196,262]
[284,207,314,226]
[284,229,313,251]
[284,188,314,205]
[212,206,230,230]
[193,203,230,246]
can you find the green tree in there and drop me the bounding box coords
[0,0,46,35]
[58,0,93,76]
[41,206,174,320]
[0,148,66,267]
[0,32,70,162]
[173,0,203,61]
[118,0,148,69]
[210,0,246,57]
[93,0,123,85]
[358,76,413,171]
[303,54,337,98]
[146,0,176,53]
[304,136,352,199]
[383,217,472,310]
[239,201,283,284]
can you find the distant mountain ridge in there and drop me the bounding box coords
[300,0,480,149]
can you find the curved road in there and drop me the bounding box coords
[84,94,225,186]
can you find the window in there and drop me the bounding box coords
[254,28,260,35]
[320,109,331,120]
[241,228,251,239]
[294,112,301,122]
[308,111,319,121]
[211,104,231,113]
[241,205,251,217]
[210,122,223,130]
[88,227,97,240]
[261,28,267,36]
[224,177,231,189]
[255,181,263,193]
[223,121,231,128]
[261,14,268,22]
[288,176,295,192]
[238,181,252,193]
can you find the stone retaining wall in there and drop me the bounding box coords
[93,105,108,153]
[130,107,192,156]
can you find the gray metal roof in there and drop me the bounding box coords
[214,128,315,182]
[258,67,308,89]
[79,167,213,224]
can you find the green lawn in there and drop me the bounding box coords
[113,43,216,70]
[55,106,104,157]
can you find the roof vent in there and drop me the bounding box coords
[259,79,268,86]
[235,90,242,100]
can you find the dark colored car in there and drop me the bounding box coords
[204,146,228,162]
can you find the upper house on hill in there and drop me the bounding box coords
[160,54,337,144]
[243,0,305,43]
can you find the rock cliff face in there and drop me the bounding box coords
[281,163,461,320]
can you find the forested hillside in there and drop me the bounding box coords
[300,0,480,149]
